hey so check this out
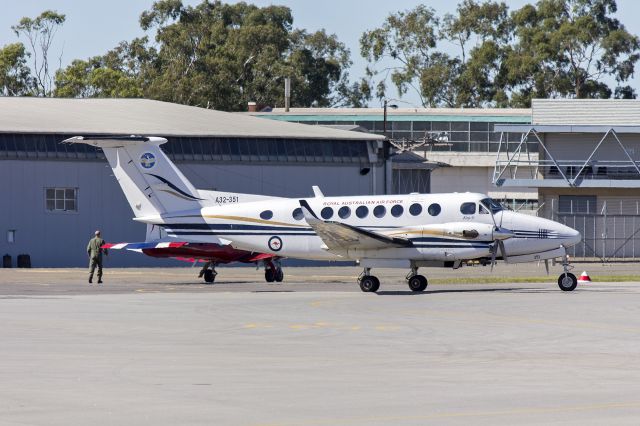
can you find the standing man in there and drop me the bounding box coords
[87,230,108,284]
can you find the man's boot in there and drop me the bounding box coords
[89,276,93,284]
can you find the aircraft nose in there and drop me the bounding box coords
[559,224,581,247]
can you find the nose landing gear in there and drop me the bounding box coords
[557,250,577,291]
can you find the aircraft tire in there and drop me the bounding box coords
[203,269,215,284]
[265,268,276,283]
[274,268,284,282]
[558,272,577,291]
[408,275,428,292]
[360,276,380,292]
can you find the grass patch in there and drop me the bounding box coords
[429,275,640,285]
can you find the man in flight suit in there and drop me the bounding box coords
[87,230,108,284]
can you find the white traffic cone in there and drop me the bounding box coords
[578,271,591,283]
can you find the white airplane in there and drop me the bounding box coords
[65,135,582,292]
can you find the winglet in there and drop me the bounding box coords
[312,186,324,198]
[299,200,320,222]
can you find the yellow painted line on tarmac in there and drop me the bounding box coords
[373,325,400,331]
[242,323,273,329]
[254,400,640,426]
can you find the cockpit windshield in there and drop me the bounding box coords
[480,198,503,214]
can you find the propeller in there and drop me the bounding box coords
[483,200,513,271]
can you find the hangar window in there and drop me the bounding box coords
[391,204,403,217]
[321,207,334,219]
[338,206,351,219]
[260,210,273,220]
[45,188,77,212]
[373,205,386,218]
[460,202,476,215]
[559,195,596,214]
[292,208,303,221]
[428,203,441,216]
[356,206,369,218]
[409,203,422,216]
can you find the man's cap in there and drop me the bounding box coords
[95,230,101,235]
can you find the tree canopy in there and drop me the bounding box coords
[12,10,66,96]
[54,0,368,109]
[361,0,640,107]
[2,0,639,109]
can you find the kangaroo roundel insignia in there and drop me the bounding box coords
[140,152,156,169]
[268,236,283,252]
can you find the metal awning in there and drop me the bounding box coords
[495,124,640,134]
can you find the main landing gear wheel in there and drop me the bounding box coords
[558,272,577,291]
[359,276,380,293]
[408,275,428,292]
[265,268,275,283]
[274,268,284,282]
[203,269,216,283]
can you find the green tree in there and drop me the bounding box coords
[506,0,639,105]
[0,43,33,96]
[361,0,639,107]
[288,29,369,107]
[360,5,440,106]
[12,10,66,96]
[55,38,152,98]
[136,0,366,110]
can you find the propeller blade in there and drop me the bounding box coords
[490,241,497,272]
[498,240,508,263]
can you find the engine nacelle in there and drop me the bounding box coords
[393,222,501,242]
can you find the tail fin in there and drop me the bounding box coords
[64,136,203,218]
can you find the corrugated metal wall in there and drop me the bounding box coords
[0,159,384,267]
[543,133,640,162]
[532,99,640,125]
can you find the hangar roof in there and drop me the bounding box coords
[0,97,384,141]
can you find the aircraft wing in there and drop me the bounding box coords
[299,200,413,251]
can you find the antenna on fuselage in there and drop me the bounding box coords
[312,186,324,198]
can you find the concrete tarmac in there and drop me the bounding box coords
[2,266,640,425]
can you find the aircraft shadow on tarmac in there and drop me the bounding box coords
[373,287,634,296]
[375,287,536,296]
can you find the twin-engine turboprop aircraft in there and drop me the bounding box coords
[65,135,582,292]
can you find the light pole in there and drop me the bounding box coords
[383,99,398,139]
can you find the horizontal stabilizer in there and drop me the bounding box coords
[102,241,188,250]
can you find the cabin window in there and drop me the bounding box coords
[292,208,303,220]
[428,203,441,216]
[409,203,422,216]
[479,204,490,214]
[260,210,273,220]
[480,198,503,214]
[356,206,369,218]
[338,206,351,219]
[391,204,403,217]
[460,202,476,215]
[321,207,334,219]
[373,205,386,218]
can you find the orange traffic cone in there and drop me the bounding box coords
[578,271,591,283]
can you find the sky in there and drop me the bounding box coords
[1,0,640,107]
